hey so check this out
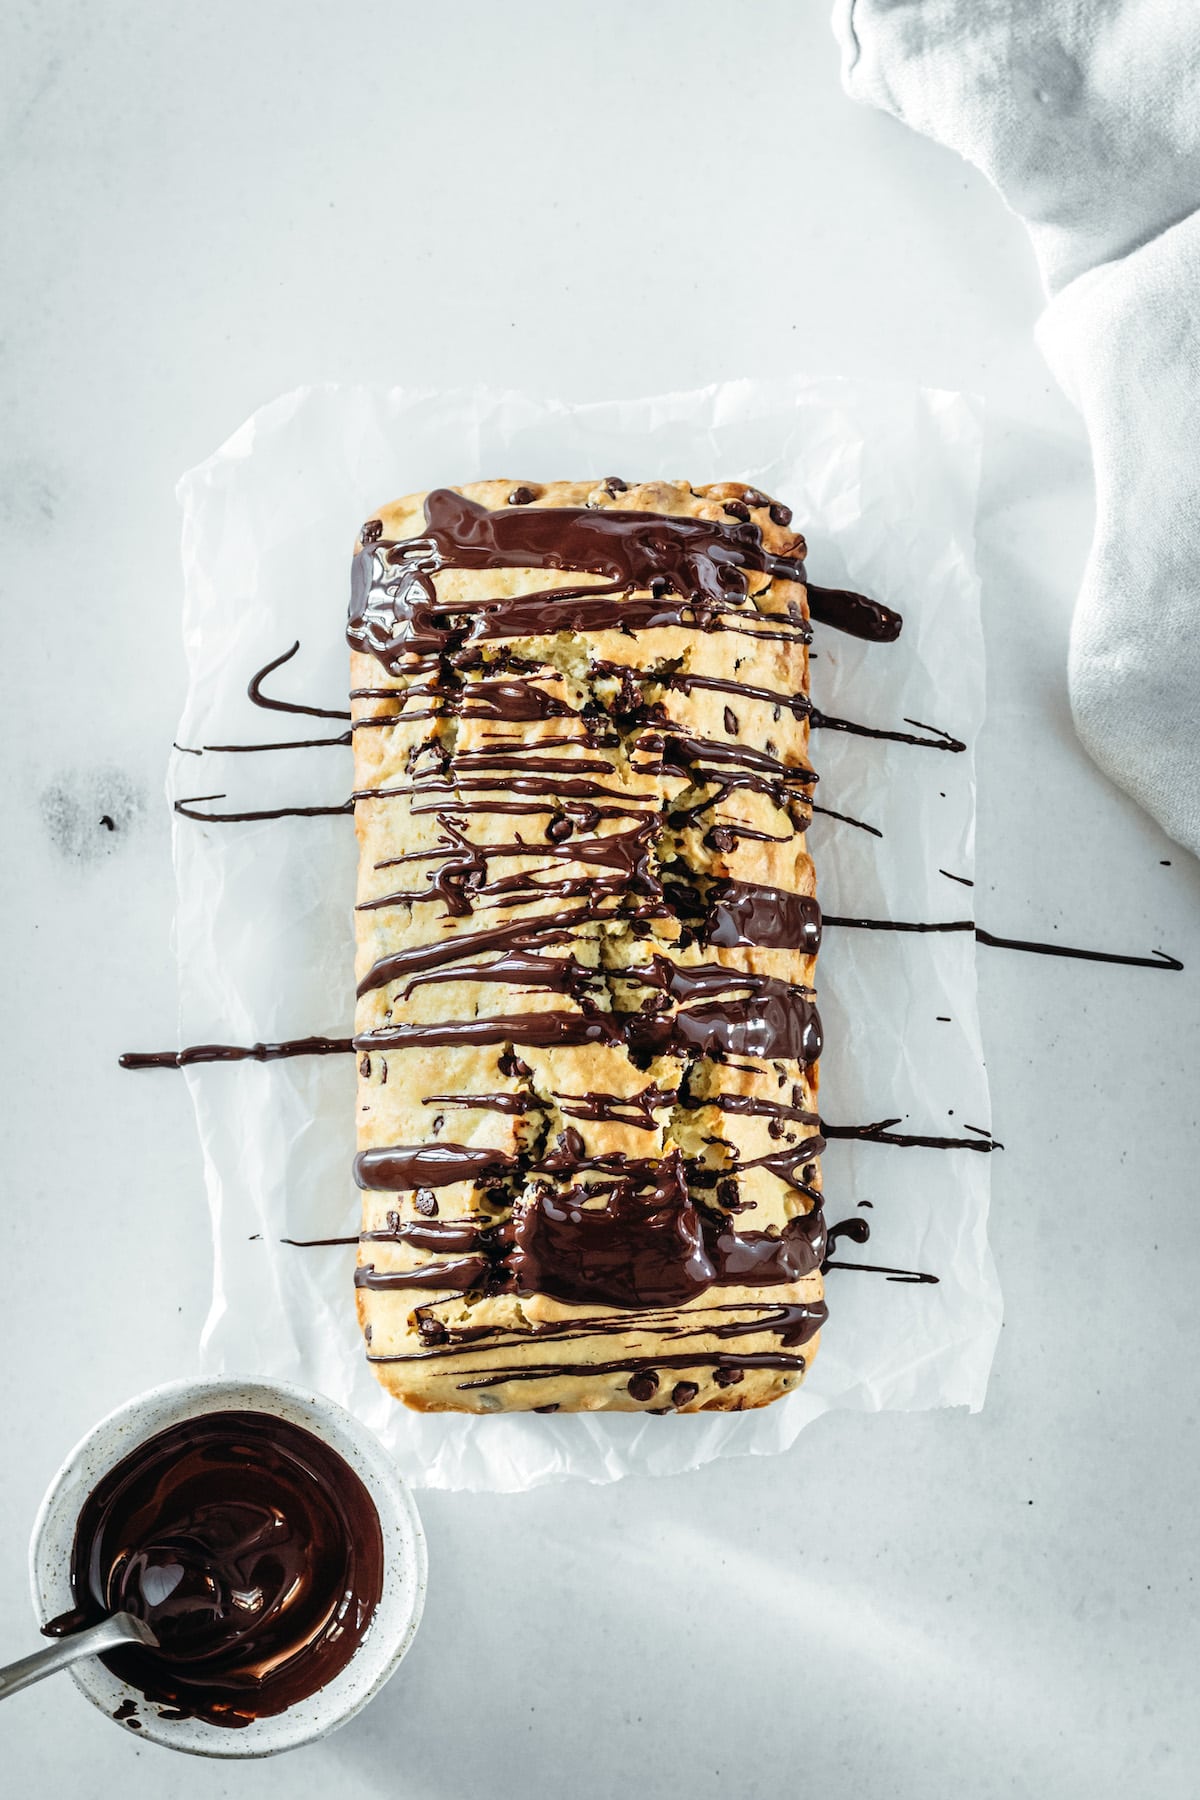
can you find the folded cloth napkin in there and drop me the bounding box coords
[833,0,1200,856]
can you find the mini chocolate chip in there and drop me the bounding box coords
[706,827,737,853]
[717,1177,739,1208]
[415,1189,439,1217]
[672,1381,699,1408]
[533,1402,560,1413]
[507,485,539,505]
[431,1114,445,1133]
[546,815,573,843]
[361,518,383,543]
[768,1118,785,1139]
[359,1053,371,1077]
[499,1049,532,1078]
[723,499,750,522]
[364,1322,372,1344]
[603,475,629,493]
[769,501,793,528]
[418,1317,448,1345]
[381,1060,389,1084]
[627,1369,660,1401]
[713,1365,744,1387]
[649,575,670,598]
[742,488,769,508]
[723,706,738,735]
[571,804,600,833]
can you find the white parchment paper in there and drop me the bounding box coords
[171,379,999,1491]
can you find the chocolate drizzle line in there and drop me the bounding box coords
[810,802,883,837]
[119,1036,352,1071]
[806,584,903,643]
[198,731,352,753]
[825,1258,939,1285]
[247,640,351,721]
[823,916,1182,971]
[822,1118,1001,1153]
[174,794,354,823]
[810,711,965,753]
[819,1217,938,1284]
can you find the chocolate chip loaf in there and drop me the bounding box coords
[348,479,826,1413]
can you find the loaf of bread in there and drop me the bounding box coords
[348,479,826,1413]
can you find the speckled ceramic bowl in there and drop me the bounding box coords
[28,1376,427,1757]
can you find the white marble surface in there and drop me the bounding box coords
[1,3,1196,1794]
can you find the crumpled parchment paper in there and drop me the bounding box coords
[170,379,999,1491]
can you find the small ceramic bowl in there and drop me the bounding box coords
[28,1375,427,1757]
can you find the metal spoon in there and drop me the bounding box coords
[0,1612,157,1702]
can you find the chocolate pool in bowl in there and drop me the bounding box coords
[30,1378,426,1757]
[47,1412,385,1729]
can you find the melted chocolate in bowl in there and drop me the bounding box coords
[46,1411,385,1729]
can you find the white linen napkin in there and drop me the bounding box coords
[832,0,1200,855]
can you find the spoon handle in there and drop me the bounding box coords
[0,1612,153,1701]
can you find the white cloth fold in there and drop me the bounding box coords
[833,0,1200,854]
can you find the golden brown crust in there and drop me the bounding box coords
[350,480,823,1413]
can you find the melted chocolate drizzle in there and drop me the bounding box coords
[352,1149,827,1314]
[823,915,1182,971]
[806,584,903,643]
[349,489,855,670]
[119,1036,352,1071]
[247,640,351,721]
[822,1118,1001,1153]
[174,794,354,824]
[811,711,965,753]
